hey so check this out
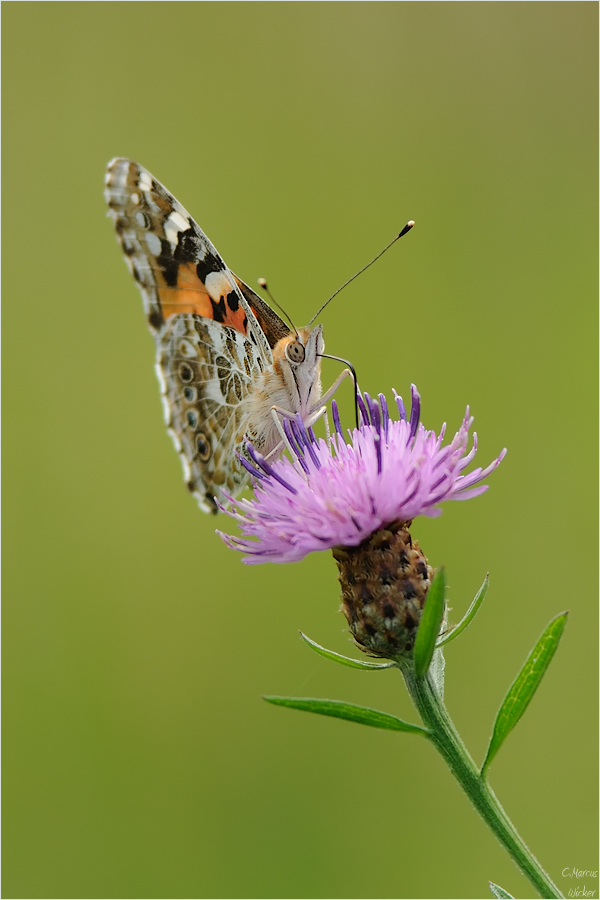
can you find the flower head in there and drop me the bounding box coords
[218,386,506,565]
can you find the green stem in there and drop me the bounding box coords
[399,663,563,899]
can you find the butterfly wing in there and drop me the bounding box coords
[156,313,264,511]
[104,158,290,512]
[231,275,290,349]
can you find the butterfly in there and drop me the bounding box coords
[104,159,350,513]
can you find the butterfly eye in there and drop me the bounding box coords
[285,340,305,365]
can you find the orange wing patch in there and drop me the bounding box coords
[158,263,213,318]
[158,264,249,334]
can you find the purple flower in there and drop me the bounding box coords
[217,386,506,564]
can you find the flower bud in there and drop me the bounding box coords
[333,521,433,661]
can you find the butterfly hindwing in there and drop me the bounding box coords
[157,315,264,512]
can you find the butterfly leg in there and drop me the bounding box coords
[264,367,354,462]
[298,404,327,431]
[264,403,327,461]
[265,404,326,464]
[267,406,300,461]
[311,367,353,412]
[271,367,353,446]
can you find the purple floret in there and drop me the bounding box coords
[217,385,506,564]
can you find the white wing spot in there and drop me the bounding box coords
[138,170,152,191]
[205,271,233,302]
[164,211,189,246]
[167,427,183,455]
[169,211,189,232]
[135,212,146,228]
[145,232,161,255]
[154,364,167,394]
[194,491,213,514]
[162,395,173,426]
[181,458,192,482]
[131,192,140,205]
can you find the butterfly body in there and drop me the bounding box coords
[105,158,333,513]
[247,326,324,450]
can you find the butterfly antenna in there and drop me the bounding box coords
[307,220,415,327]
[257,278,299,337]
[317,353,360,429]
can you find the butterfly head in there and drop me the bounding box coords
[283,325,323,364]
[272,325,324,412]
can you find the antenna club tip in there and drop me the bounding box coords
[397,220,415,238]
[257,277,268,289]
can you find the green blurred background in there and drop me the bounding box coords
[3,3,597,898]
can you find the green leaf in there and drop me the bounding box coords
[489,881,515,898]
[299,632,396,670]
[263,696,428,735]
[481,611,568,777]
[414,568,446,677]
[436,573,489,647]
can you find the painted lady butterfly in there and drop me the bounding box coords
[105,159,350,513]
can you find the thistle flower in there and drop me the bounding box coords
[215,386,565,899]
[218,385,506,565]
[218,386,505,659]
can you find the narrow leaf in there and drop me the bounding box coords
[489,881,515,898]
[436,573,489,647]
[414,568,446,677]
[263,696,428,735]
[299,632,395,670]
[481,612,568,777]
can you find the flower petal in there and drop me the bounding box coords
[218,389,505,563]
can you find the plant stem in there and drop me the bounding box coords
[399,663,563,899]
